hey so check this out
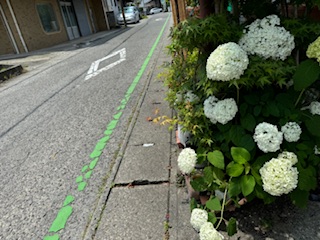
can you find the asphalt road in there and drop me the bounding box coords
[0,12,171,240]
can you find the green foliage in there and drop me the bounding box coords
[163,8,320,237]
[227,217,237,236]
[206,196,222,211]
[207,150,225,169]
[293,59,320,91]
[170,14,242,56]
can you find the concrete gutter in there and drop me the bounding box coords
[0,64,23,82]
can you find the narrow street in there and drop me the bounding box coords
[0,12,171,239]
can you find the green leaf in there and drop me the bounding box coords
[203,167,214,184]
[238,134,255,151]
[205,196,222,211]
[244,94,259,105]
[240,113,256,132]
[229,126,246,146]
[290,189,309,208]
[231,147,251,164]
[228,177,241,197]
[255,184,276,204]
[190,177,207,192]
[293,59,320,91]
[190,197,197,211]
[305,116,320,137]
[240,175,256,197]
[227,217,237,236]
[239,102,248,116]
[266,101,280,117]
[226,162,244,177]
[251,168,262,186]
[253,105,262,116]
[207,150,225,170]
[297,165,317,191]
[208,212,217,225]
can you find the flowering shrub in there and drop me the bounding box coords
[239,15,295,60]
[163,12,320,238]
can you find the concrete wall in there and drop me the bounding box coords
[0,9,14,55]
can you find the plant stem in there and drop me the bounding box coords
[216,188,228,229]
[295,89,305,107]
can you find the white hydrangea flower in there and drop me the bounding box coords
[206,42,249,81]
[204,96,219,124]
[278,151,298,165]
[199,222,224,240]
[259,156,298,196]
[239,15,295,60]
[185,91,199,103]
[211,99,238,124]
[253,122,283,153]
[315,145,320,155]
[204,97,238,125]
[190,208,208,232]
[177,148,197,174]
[309,101,320,115]
[281,122,302,142]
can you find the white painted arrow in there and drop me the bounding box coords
[85,48,126,81]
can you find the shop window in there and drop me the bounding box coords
[36,3,60,33]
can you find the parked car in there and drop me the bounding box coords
[149,7,162,14]
[117,6,140,24]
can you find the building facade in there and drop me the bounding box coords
[0,0,118,55]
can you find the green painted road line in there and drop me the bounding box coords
[63,195,75,206]
[44,234,59,240]
[44,14,170,238]
[49,206,73,232]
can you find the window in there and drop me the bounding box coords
[36,3,60,33]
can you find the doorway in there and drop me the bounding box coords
[60,1,80,40]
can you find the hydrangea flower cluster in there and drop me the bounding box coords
[309,101,320,115]
[259,152,299,196]
[177,148,197,174]
[315,145,320,155]
[253,122,283,152]
[185,91,199,103]
[199,222,224,240]
[204,96,238,125]
[307,36,320,64]
[278,151,298,165]
[281,122,302,142]
[206,42,249,81]
[239,15,295,60]
[190,208,208,231]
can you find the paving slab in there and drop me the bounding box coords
[115,142,170,183]
[94,184,168,240]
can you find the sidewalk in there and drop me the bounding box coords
[80,25,199,240]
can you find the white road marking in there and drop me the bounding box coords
[85,48,126,81]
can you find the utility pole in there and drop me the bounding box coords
[120,0,127,27]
